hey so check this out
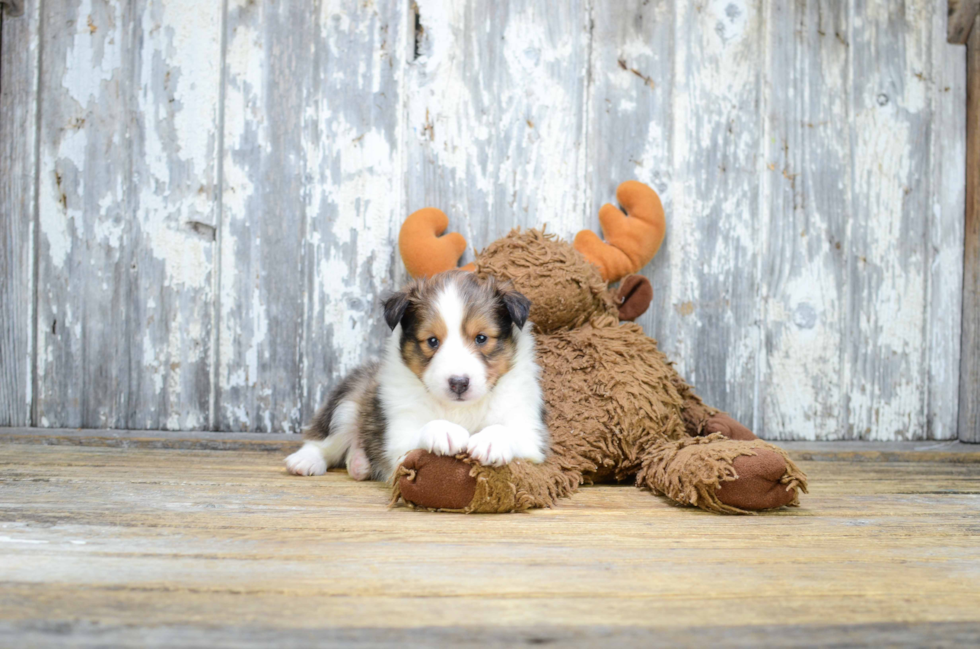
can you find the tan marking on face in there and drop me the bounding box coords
[401,301,448,380]
[482,337,515,388]
[401,339,427,379]
[462,306,514,390]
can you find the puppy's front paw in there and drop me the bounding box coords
[417,420,470,456]
[466,425,515,467]
[285,444,327,476]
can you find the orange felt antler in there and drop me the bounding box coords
[399,207,475,278]
[573,181,666,282]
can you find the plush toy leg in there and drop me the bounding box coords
[391,450,578,513]
[702,411,760,441]
[636,433,808,514]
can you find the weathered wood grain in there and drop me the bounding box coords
[406,0,592,254]
[585,0,964,441]
[948,0,980,43]
[0,0,971,440]
[962,16,980,443]
[675,0,765,429]
[636,2,764,426]
[590,1,765,427]
[217,0,310,432]
[296,0,407,431]
[6,427,980,461]
[0,443,979,644]
[758,1,848,441]
[586,0,675,391]
[930,1,967,441]
[33,0,222,430]
[0,0,39,426]
[218,0,407,432]
[844,0,934,440]
[2,621,979,649]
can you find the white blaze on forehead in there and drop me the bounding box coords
[435,280,466,338]
[423,279,489,402]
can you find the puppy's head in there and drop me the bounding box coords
[383,271,531,404]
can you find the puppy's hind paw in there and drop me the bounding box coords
[346,446,372,481]
[285,444,327,476]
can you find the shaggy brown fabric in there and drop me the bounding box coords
[391,183,808,515]
[636,435,808,514]
[474,228,615,333]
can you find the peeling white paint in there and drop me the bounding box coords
[148,227,210,288]
[19,0,964,440]
[409,0,588,241]
[62,0,121,105]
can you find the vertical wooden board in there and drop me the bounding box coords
[298,1,408,422]
[219,0,309,432]
[586,0,676,379]
[757,1,849,441]
[35,0,131,428]
[34,0,221,429]
[0,0,39,425]
[130,0,222,430]
[929,0,965,440]
[406,0,591,255]
[844,0,934,440]
[961,15,980,443]
[219,0,407,431]
[656,0,765,426]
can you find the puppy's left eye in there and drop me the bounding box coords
[475,334,488,345]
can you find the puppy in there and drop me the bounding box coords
[285,271,548,481]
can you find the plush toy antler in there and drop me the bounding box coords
[399,207,475,278]
[401,180,665,282]
[573,181,666,282]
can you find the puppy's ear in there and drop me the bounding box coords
[500,288,531,330]
[383,291,411,331]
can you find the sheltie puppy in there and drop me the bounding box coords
[285,271,548,481]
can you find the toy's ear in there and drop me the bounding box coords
[399,208,475,278]
[573,181,666,282]
[499,287,531,330]
[383,290,412,331]
[616,274,653,321]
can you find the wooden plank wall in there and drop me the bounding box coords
[0,0,39,426]
[962,12,980,443]
[0,0,968,440]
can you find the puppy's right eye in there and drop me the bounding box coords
[426,337,439,349]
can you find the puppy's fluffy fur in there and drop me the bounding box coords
[285,271,548,480]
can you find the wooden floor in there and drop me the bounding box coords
[1,435,979,647]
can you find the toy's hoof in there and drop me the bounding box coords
[395,450,476,510]
[705,413,757,441]
[715,450,797,511]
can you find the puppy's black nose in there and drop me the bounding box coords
[448,376,470,396]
